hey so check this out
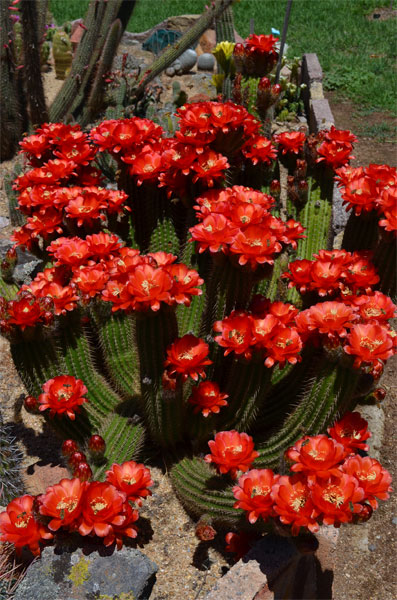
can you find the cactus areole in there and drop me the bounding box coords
[0,89,395,556]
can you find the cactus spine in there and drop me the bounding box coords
[0,417,25,505]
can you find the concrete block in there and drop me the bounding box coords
[309,98,335,133]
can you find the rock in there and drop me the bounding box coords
[0,216,10,228]
[196,29,217,55]
[166,14,200,32]
[14,543,158,600]
[197,53,215,71]
[166,67,175,77]
[178,49,197,73]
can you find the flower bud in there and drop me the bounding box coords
[68,451,87,468]
[195,517,217,541]
[74,462,93,482]
[258,77,271,91]
[372,387,386,402]
[24,395,39,413]
[61,439,79,457]
[88,434,106,457]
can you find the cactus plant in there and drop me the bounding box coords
[0,416,25,505]
[52,30,73,80]
[0,69,395,542]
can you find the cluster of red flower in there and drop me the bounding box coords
[0,236,204,331]
[204,413,392,535]
[189,186,305,269]
[213,299,304,368]
[12,123,133,250]
[335,163,397,233]
[274,126,356,169]
[282,250,396,375]
[282,249,380,297]
[233,34,279,77]
[0,459,153,555]
[89,104,276,197]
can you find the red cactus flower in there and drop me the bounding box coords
[230,225,282,268]
[0,495,52,555]
[271,474,319,535]
[341,455,392,509]
[6,297,42,330]
[188,380,228,417]
[164,334,212,381]
[38,478,87,531]
[328,411,371,453]
[344,323,394,369]
[304,301,356,341]
[310,472,365,526]
[233,469,279,523]
[189,214,238,254]
[165,263,203,306]
[38,375,88,420]
[213,311,254,359]
[106,460,153,506]
[127,264,173,311]
[264,326,302,368]
[78,482,127,538]
[274,131,306,155]
[205,430,259,479]
[286,434,346,481]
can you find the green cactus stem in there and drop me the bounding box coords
[135,306,184,446]
[341,211,379,253]
[83,19,123,125]
[0,2,24,160]
[90,307,141,400]
[171,456,244,526]
[20,0,48,125]
[372,233,396,300]
[255,357,361,469]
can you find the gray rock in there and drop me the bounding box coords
[178,49,197,73]
[0,216,10,228]
[197,53,215,71]
[332,182,349,235]
[14,543,157,600]
[166,67,175,77]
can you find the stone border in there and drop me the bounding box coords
[302,53,349,236]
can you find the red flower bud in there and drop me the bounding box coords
[195,519,217,541]
[68,451,87,468]
[233,43,245,57]
[74,462,93,481]
[61,439,79,457]
[88,434,106,456]
[271,84,282,97]
[353,503,373,523]
[258,77,271,90]
[24,395,39,413]
[373,387,386,402]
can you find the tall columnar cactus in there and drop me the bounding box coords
[1,70,395,541]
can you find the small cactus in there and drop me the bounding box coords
[52,30,73,80]
[0,417,25,505]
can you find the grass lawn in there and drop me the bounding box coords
[49,0,396,114]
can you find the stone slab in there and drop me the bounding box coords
[309,98,335,133]
[14,544,158,600]
[205,535,297,600]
